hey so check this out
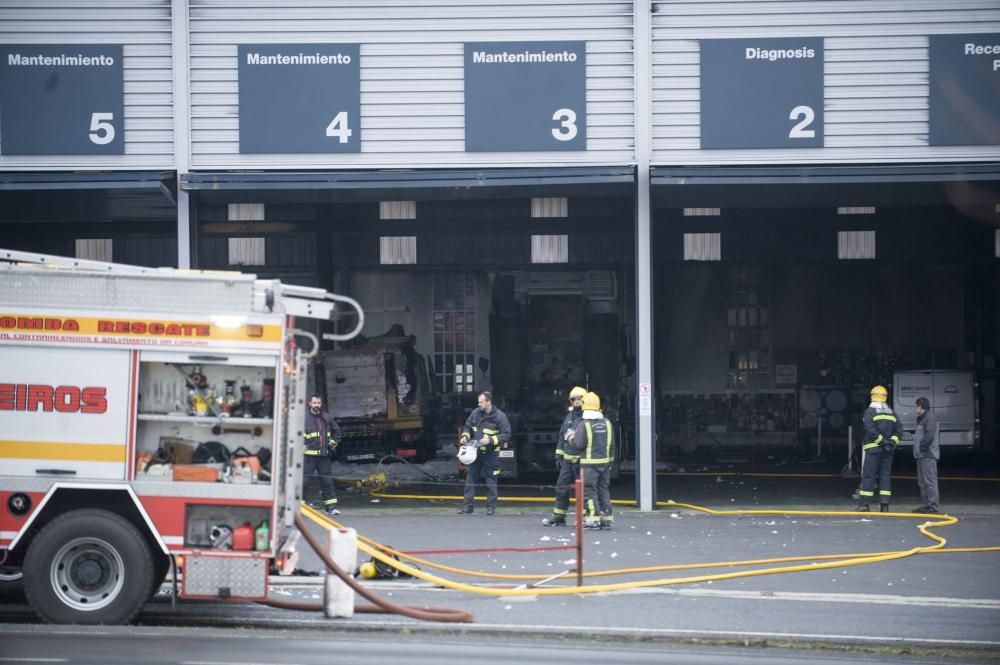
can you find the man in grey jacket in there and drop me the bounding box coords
[912,396,940,514]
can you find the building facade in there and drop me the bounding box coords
[1,0,998,507]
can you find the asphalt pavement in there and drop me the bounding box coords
[3,461,999,660]
[279,463,1000,657]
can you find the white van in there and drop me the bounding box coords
[893,370,977,448]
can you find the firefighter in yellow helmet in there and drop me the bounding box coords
[566,391,615,529]
[856,385,903,512]
[542,386,587,527]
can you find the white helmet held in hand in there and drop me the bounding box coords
[457,444,478,465]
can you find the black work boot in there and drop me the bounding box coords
[880,504,890,513]
[542,516,566,527]
[457,506,473,515]
[854,503,870,512]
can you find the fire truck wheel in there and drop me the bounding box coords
[23,509,155,625]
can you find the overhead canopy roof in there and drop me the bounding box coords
[181,166,635,203]
[651,163,1000,209]
[0,170,173,192]
[0,172,177,223]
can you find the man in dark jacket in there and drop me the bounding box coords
[458,391,511,516]
[304,393,342,516]
[543,385,586,526]
[856,385,903,513]
[912,396,941,514]
[568,391,615,530]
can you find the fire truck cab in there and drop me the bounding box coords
[0,249,363,624]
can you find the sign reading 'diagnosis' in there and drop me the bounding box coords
[929,34,1000,146]
[238,44,360,154]
[0,45,124,155]
[700,38,824,150]
[464,41,586,152]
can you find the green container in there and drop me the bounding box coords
[255,520,269,551]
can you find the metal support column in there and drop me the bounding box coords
[171,0,192,269]
[634,0,655,511]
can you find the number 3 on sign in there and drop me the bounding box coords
[552,108,578,141]
[326,111,352,143]
[788,105,815,139]
[89,113,115,145]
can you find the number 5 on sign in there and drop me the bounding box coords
[89,112,115,145]
[552,108,578,141]
[326,111,352,143]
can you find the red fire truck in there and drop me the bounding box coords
[0,249,363,624]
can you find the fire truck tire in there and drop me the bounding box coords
[23,509,155,625]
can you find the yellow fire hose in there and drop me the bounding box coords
[300,498,1000,598]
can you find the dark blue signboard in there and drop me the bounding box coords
[0,45,124,155]
[929,34,1000,146]
[238,44,361,154]
[700,38,824,149]
[464,41,586,152]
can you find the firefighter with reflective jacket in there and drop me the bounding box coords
[855,385,903,513]
[543,386,587,526]
[568,391,615,530]
[457,391,511,516]
[304,393,343,516]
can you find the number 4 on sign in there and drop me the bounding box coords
[326,111,352,143]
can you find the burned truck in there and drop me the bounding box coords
[319,325,437,463]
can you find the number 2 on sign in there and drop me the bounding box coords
[326,111,352,143]
[788,105,815,139]
[552,108,578,141]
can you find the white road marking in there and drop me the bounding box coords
[0,659,68,663]
[610,587,1000,609]
[467,622,1000,648]
[273,578,1000,610]
[182,662,306,665]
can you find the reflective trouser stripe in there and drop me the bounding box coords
[554,508,568,515]
[492,467,501,476]
[879,490,892,496]
[324,498,338,505]
[586,498,597,518]
[859,490,875,497]
[304,450,322,455]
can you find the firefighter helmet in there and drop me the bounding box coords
[457,444,478,465]
[568,386,587,401]
[582,391,601,412]
[870,385,888,402]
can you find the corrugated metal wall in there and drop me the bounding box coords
[188,0,635,169]
[651,0,1000,165]
[0,0,174,170]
